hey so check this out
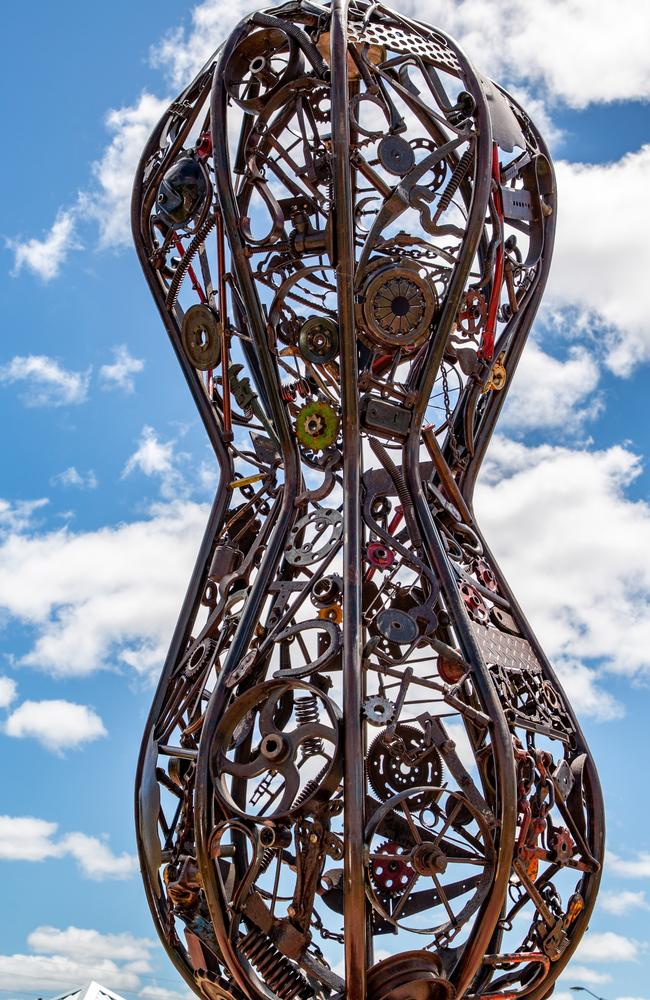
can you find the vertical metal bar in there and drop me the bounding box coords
[330,4,366,999]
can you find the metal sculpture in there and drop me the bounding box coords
[132,3,604,999]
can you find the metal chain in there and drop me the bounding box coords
[441,361,461,468]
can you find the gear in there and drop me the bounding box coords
[299,317,339,364]
[367,724,443,805]
[181,304,221,370]
[370,840,414,897]
[456,288,487,338]
[295,401,339,451]
[363,696,395,727]
[309,86,331,123]
[357,261,437,351]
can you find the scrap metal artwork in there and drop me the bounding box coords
[132,3,604,999]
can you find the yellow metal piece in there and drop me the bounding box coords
[482,352,507,393]
[319,605,343,624]
[228,473,265,489]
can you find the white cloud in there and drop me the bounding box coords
[28,925,154,964]
[501,341,601,433]
[4,700,107,753]
[400,0,650,108]
[56,832,138,880]
[0,815,137,880]
[0,951,142,994]
[0,498,48,535]
[575,930,640,963]
[123,425,188,500]
[100,345,145,393]
[549,146,650,376]
[80,92,170,249]
[151,0,267,87]
[7,209,80,281]
[600,890,650,916]
[0,677,17,710]
[0,355,90,407]
[51,467,98,490]
[0,925,155,995]
[140,987,194,1000]
[607,851,650,878]
[561,965,612,985]
[476,437,650,686]
[0,497,205,677]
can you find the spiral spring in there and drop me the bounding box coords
[166,214,216,307]
[281,378,311,402]
[239,928,313,1000]
[295,695,324,758]
[436,147,474,219]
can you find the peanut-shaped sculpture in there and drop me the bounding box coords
[132,4,604,1000]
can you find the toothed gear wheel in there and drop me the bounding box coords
[370,840,414,897]
[367,724,443,806]
[310,87,331,123]
[295,401,339,451]
[363,696,395,727]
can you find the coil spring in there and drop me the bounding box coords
[437,147,474,218]
[258,847,275,873]
[239,928,313,1000]
[291,763,329,810]
[281,378,311,402]
[295,695,324,758]
[166,214,216,307]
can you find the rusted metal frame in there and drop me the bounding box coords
[459,117,556,507]
[193,21,303,1000]
[132,102,237,995]
[331,1,368,997]
[460,522,605,1000]
[401,38,517,995]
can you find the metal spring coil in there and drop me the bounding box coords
[239,928,313,1000]
[295,695,324,758]
[166,214,216,307]
[437,147,474,218]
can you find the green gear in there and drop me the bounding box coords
[295,401,339,451]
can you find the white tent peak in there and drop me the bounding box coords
[46,982,127,1000]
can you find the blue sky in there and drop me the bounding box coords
[0,1,649,999]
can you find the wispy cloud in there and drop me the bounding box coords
[122,425,188,499]
[100,345,144,394]
[0,355,90,407]
[50,467,98,490]
[7,209,81,282]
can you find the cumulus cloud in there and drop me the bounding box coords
[51,467,98,490]
[151,0,266,87]
[28,925,154,965]
[0,497,205,677]
[80,92,170,248]
[7,210,80,281]
[0,816,136,879]
[0,677,17,710]
[4,700,107,753]
[0,924,156,995]
[0,498,48,535]
[549,146,650,375]
[100,345,145,393]
[401,0,650,108]
[607,851,650,878]
[574,930,640,963]
[600,889,650,916]
[476,436,650,691]
[0,355,90,407]
[561,965,612,985]
[501,341,601,433]
[122,425,188,500]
